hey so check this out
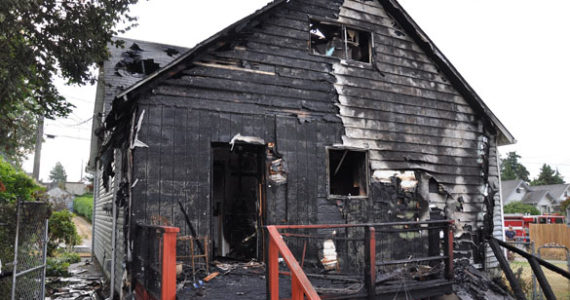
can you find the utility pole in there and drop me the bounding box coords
[32,117,44,181]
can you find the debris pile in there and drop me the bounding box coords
[177,259,268,299]
[453,259,513,300]
[45,260,106,300]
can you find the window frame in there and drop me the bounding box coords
[308,17,374,65]
[325,146,370,199]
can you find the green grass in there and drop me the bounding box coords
[73,193,93,223]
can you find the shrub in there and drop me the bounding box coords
[504,201,540,215]
[46,251,81,276]
[73,194,93,222]
[48,210,81,255]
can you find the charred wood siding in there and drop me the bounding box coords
[124,0,502,266]
[330,0,500,265]
[132,103,344,233]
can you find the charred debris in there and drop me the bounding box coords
[88,0,517,298]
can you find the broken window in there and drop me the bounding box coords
[328,149,368,197]
[310,20,372,63]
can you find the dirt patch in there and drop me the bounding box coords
[73,216,92,248]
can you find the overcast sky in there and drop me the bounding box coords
[23,0,570,183]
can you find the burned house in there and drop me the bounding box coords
[88,0,515,297]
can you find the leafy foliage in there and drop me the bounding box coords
[0,0,139,163]
[73,194,93,222]
[46,251,81,276]
[504,201,540,215]
[500,152,530,182]
[49,162,67,188]
[48,210,81,255]
[530,164,565,186]
[0,156,44,203]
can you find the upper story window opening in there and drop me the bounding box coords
[310,19,372,63]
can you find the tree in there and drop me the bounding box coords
[0,157,44,203]
[49,162,67,188]
[530,164,564,186]
[504,201,540,215]
[48,210,81,255]
[500,152,530,182]
[0,0,139,163]
[560,197,570,216]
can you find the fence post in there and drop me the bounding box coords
[161,227,179,300]
[40,218,49,299]
[10,201,21,300]
[364,227,376,299]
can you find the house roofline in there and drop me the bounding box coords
[108,0,515,146]
[113,0,287,103]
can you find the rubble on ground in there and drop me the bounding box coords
[453,259,514,300]
[45,259,107,300]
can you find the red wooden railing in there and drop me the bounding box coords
[267,226,321,300]
[134,224,179,300]
[266,220,454,299]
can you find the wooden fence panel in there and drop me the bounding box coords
[530,224,570,250]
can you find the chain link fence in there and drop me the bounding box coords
[0,201,50,300]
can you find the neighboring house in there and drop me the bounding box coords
[501,179,531,204]
[501,180,568,213]
[88,0,515,297]
[532,183,570,211]
[521,190,556,214]
[46,187,74,211]
[64,182,88,196]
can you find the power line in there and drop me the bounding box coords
[44,133,90,141]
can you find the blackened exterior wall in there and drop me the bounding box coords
[95,0,510,287]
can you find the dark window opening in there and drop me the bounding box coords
[346,28,371,62]
[310,20,372,63]
[328,149,368,196]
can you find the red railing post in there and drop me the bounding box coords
[364,227,376,299]
[291,277,303,300]
[268,234,280,300]
[267,226,320,300]
[444,221,454,279]
[161,226,179,300]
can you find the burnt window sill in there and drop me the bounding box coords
[340,59,374,70]
[328,195,369,200]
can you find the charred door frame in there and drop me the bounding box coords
[210,142,267,260]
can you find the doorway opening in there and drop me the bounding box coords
[212,143,265,260]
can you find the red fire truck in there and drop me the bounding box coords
[504,214,566,241]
